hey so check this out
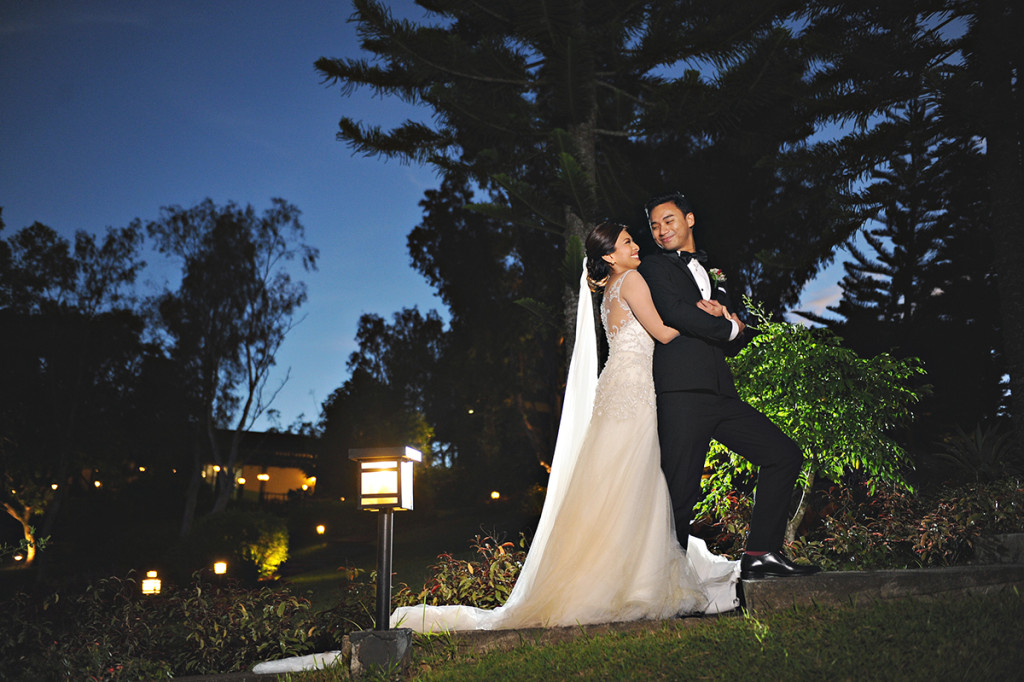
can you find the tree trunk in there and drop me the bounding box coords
[785,470,814,545]
[561,108,599,359]
[210,427,244,513]
[179,448,203,537]
[3,502,35,565]
[978,0,1024,444]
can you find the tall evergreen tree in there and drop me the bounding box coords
[409,178,564,495]
[799,100,1004,439]
[945,0,1024,442]
[805,0,1022,438]
[316,0,865,324]
[316,0,889,489]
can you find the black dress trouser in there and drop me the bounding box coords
[656,390,803,552]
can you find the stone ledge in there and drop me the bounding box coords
[741,563,1024,614]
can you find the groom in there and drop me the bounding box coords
[638,192,820,579]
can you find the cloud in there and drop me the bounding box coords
[802,283,842,314]
[787,283,842,326]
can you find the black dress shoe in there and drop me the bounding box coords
[740,552,822,580]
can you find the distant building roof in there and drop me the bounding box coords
[213,429,319,470]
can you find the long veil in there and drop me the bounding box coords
[527,260,599,557]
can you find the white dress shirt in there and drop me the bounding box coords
[682,253,740,342]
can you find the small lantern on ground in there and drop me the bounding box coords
[142,570,161,595]
[213,561,227,575]
[348,446,421,631]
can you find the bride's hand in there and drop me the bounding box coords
[697,299,726,317]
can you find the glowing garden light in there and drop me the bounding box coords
[141,570,161,595]
[348,446,421,633]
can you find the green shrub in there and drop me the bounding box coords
[163,575,317,675]
[180,509,289,580]
[930,423,1020,482]
[784,478,1024,570]
[785,484,922,570]
[393,534,528,609]
[311,565,378,633]
[0,571,331,680]
[700,299,925,544]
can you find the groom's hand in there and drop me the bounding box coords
[697,299,726,317]
[727,310,747,336]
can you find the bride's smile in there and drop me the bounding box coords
[602,229,641,274]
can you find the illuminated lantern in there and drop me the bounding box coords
[349,446,421,511]
[348,446,422,632]
[142,570,161,595]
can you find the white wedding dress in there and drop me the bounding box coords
[391,268,739,633]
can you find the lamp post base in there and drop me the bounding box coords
[349,628,413,677]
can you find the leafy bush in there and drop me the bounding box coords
[784,484,922,570]
[180,509,289,580]
[312,565,378,633]
[0,571,332,680]
[693,492,751,558]
[783,478,1024,570]
[165,576,319,674]
[930,423,1020,482]
[393,534,528,609]
[700,300,925,542]
[0,575,173,681]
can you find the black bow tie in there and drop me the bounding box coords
[677,250,707,265]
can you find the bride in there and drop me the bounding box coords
[392,221,739,633]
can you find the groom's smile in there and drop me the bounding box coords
[649,202,697,253]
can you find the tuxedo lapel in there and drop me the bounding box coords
[659,248,708,292]
[665,252,702,293]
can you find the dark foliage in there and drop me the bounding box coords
[0,572,332,680]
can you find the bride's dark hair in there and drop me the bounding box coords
[585,220,629,291]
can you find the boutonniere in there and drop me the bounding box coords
[708,267,726,286]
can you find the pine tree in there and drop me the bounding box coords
[799,100,1004,439]
[315,0,872,321]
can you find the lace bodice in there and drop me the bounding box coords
[601,271,655,355]
[594,271,656,419]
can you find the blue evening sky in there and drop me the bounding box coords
[1,0,842,432]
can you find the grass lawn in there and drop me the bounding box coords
[401,590,1024,681]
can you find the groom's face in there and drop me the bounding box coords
[649,202,696,252]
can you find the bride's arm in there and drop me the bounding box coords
[621,271,680,344]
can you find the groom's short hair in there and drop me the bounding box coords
[644,192,693,220]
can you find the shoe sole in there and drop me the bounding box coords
[740,570,821,580]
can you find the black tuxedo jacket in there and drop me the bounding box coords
[638,252,745,398]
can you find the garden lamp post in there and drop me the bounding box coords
[348,446,421,631]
